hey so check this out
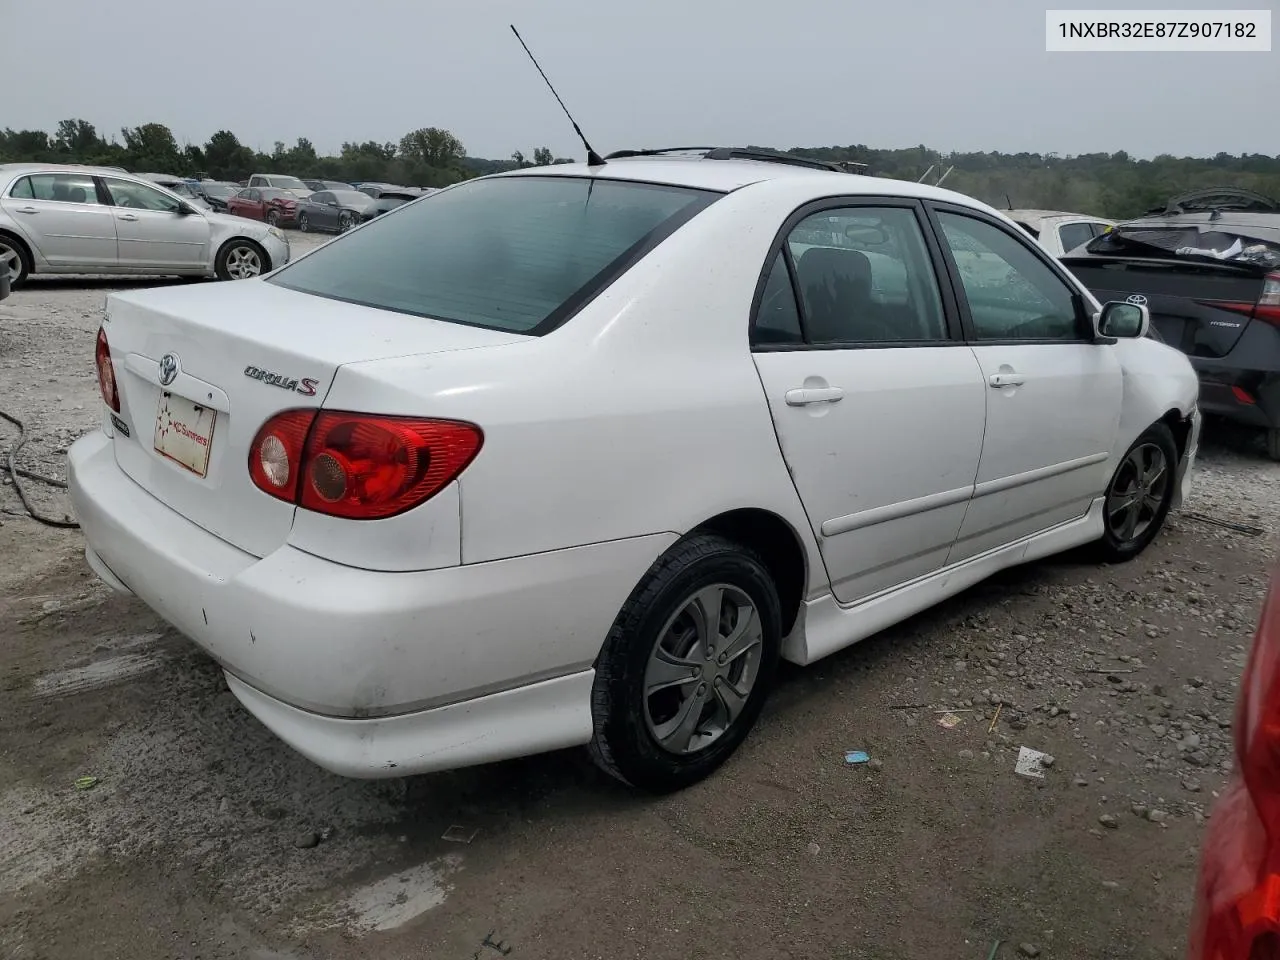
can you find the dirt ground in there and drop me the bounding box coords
[1,239,1275,960]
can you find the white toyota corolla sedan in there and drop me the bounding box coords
[68,148,1200,792]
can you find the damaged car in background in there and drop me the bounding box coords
[1064,187,1280,457]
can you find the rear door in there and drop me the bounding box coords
[1,172,117,267]
[929,204,1122,562]
[751,199,987,604]
[100,176,209,269]
[312,191,337,229]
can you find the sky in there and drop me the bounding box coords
[5,0,1277,161]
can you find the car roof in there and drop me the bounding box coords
[0,162,132,177]
[1006,208,1109,226]
[488,155,995,208]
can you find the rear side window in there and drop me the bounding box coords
[269,176,718,334]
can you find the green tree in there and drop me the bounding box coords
[203,130,256,181]
[532,147,553,167]
[400,127,465,169]
[120,123,183,172]
[54,119,101,155]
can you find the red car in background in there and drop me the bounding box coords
[226,187,299,228]
[1190,565,1280,958]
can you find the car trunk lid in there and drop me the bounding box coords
[1063,254,1271,357]
[101,279,524,558]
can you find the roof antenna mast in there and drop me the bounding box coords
[509,25,605,166]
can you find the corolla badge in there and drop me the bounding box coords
[158,353,179,386]
[1125,294,1149,306]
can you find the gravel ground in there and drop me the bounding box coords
[0,246,1275,960]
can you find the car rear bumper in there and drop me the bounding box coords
[67,429,672,776]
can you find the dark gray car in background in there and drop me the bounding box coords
[294,189,375,234]
[1063,188,1280,457]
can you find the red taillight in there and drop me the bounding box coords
[1190,574,1280,959]
[95,326,120,413]
[247,410,482,520]
[1233,386,1257,405]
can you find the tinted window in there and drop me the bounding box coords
[104,178,181,212]
[1058,222,1095,254]
[753,253,803,345]
[783,206,946,343]
[270,176,717,334]
[13,173,101,204]
[1088,222,1110,237]
[312,192,333,204]
[937,211,1081,342]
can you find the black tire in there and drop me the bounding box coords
[0,232,32,290]
[1097,422,1179,562]
[297,212,309,233]
[214,239,269,281]
[1265,428,1280,462]
[266,209,280,227]
[338,212,354,232]
[589,533,782,793]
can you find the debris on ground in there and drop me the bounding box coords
[73,776,98,791]
[442,825,479,844]
[1014,747,1052,779]
[937,712,964,729]
[844,750,870,764]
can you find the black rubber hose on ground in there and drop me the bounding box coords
[0,407,80,528]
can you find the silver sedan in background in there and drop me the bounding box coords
[0,164,291,287]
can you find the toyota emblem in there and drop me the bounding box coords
[158,353,179,386]
[1125,294,1148,306]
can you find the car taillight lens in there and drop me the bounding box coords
[1190,574,1280,960]
[95,327,119,412]
[1257,274,1280,325]
[247,410,482,519]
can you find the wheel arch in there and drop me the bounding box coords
[689,507,808,637]
[1160,407,1193,461]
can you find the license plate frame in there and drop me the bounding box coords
[153,391,216,478]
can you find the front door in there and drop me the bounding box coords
[929,205,1122,563]
[101,177,210,269]
[0,172,117,267]
[751,200,988,604]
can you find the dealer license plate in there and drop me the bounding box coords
[153,392,216,478]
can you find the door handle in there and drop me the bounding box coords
[785,386,845,406]
[16,206,37,214]
[117,213,139,222]
[988,373,1026,388]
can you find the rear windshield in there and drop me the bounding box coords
[1088,226,1280,271]
[268,175,719,334]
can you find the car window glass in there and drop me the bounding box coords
[1089,222,1110,237]
[1058,222,1094,253]
[784,206,946,343]
[20,173,101,205]
[937,211,1081,342]
[104,178,181,212]
[9,177,34,199]
[752,252,803,345]
[269,176,716,334]
[249,189,260,201]
[316,192,332,204]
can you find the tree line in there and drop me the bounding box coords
[0,119,571,189]
[1,120,1278,220]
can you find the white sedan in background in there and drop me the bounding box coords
[0,163,290,287]
[1007,208,1115,257]
[68,149,1198,793]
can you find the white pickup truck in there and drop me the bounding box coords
[1006,209,1115,257]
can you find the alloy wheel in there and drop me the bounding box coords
[0,241,21,283]
[642,583,764,755]
[225,246,262,279]
[1106,442,1169,543]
